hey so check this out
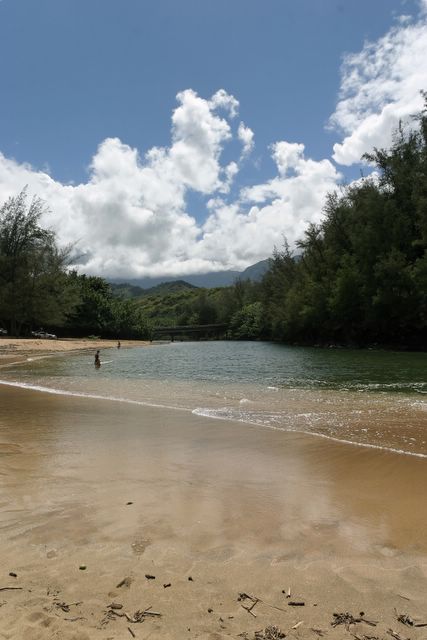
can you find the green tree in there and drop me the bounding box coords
[0,189,77,335]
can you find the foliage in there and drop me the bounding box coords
[64,273,150,339]
[259,96,427,347]
[0,189,78,336]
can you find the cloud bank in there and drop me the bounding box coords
[0,2,426,278]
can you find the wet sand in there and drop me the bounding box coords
[0,384,426,639]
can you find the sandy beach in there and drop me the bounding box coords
[0,337,150,366]
[0,341,426,639]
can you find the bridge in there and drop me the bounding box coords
[151,323,228,341]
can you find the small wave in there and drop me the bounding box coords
[192,407,427,460]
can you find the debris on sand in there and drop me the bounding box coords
[331,612,377,630]
[109,606,162,623]
[387,628,410,640]
[116,576,133,589]
[254,625,286,639]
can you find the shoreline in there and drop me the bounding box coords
[0,345,426,638]
[0,339,426,461]
[0,336,150,366]
[0,374,426,461]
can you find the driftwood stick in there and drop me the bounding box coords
[0,587,23,592]
[239,591,288,614]
[128,627,136,638]
[292,621,304,629]
[241,604,257,618]
[387,629,410,640]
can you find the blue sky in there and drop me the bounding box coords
[1,0,426,278]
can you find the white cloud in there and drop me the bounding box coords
[2,0,426,282]
[237,122,254,157]
[0,90,247,278]
[330,3,427,165]
[198,143,342,266]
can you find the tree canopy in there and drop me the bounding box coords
[0,189,77,336]
[260,97,427,348]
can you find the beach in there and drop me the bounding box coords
[0,337,149,366]
[0,341,426,639]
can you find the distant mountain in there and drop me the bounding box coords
[109,258,270,291]
[140,280,198,296]
[111,280,197,298]
[239,259,270,281]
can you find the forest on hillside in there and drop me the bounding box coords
[0,97,426,348]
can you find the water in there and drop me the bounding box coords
[1,342,426,457]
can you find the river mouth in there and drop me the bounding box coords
[1,342,426,457]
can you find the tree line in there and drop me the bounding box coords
[260,97,427,348]
[0,97,426,347]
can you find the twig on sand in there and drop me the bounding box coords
[54,600,82,613]
[239,592,259,617]
[116,577,133,588]
[394,610,415,627]
[292,621,304,629]
[0,587,22,592]
[238,592,288,614]
[311,628,325,636]
[394,610,427,628]
[110,607,162,623]
[387,629,410,640]
[127,627,136,638]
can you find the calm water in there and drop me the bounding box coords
[1,342,426,456]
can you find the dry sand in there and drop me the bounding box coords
[0,341,426,639]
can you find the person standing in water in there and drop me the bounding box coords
[117,340,121,349]
[94,350,101,368]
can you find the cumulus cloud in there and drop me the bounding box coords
[0,87,344,278]
[199,143,342,265]
[237,122,254,157]
[330,1,427,165]
[0,90,243,277]
[2,0,426,280]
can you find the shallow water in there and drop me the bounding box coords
[1,341,426,457]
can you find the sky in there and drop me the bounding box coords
[1,0,427,279]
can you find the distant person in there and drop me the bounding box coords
[94,350,101,368]
[117,340,121,349]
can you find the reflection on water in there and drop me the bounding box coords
[1,341,426,456]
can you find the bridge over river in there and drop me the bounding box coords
[152,323,228,341]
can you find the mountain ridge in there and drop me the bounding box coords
[109,258,270,291]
